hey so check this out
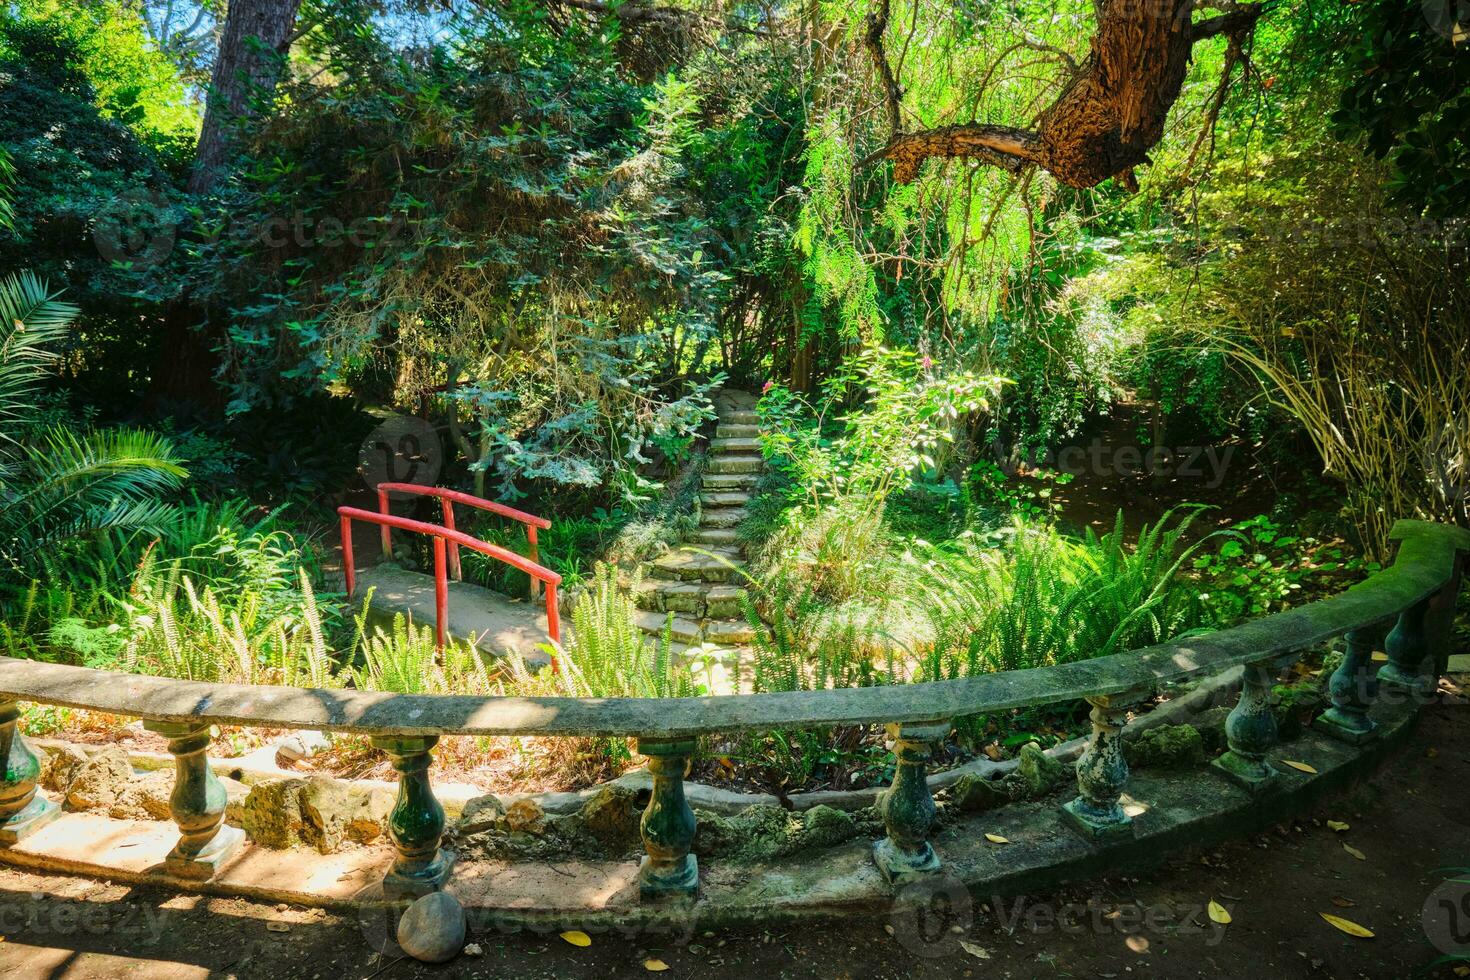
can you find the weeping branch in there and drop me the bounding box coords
[862,0,1265,189]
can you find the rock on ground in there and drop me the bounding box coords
[396,891,466,964]
[63,747,132,812]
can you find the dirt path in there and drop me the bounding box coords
[1,697,1467,980]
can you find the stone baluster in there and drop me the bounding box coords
[1314,625,1384,744]
[1427,561,1465,678]
[371,734,452,899]
[0,699,59,845]
[636,736,699,900]
[1063,695,1137,838]
[1378,598,1432,693]
[1211,662,1279,792]
[873,720,949,883]
[143,721,245,878]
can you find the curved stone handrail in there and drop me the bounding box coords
[0,520,1464,737]
[1,518,1466,903]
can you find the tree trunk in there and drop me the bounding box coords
[869,1,1261,188]
[188,0,303,195]
[152,0,302,409]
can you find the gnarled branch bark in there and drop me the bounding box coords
[864,0,1264,189]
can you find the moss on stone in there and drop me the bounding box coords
[1016,742,1065,795]
[949,772,1011,812]
[693,802,866,862]
[578,783,643,847]
[1125,724,1206,769]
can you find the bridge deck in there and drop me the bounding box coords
[354,564,557,666]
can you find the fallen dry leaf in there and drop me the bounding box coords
[984,833,1011,844]
[265,922,289,934]
[644,959,670,972]
[1319,913,1374,938]
[1326,820,1350,832]
[1330,896,1357,908]
[1126,936,1150,953]
[959,940,991,960]
[560,930,592,947]
[1342,843,1366,861]
[1207,900,1231,925]
[1281,760,1319,775]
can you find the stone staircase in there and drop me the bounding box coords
[630,398,762,653]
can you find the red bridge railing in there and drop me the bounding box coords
[375,482,551,598]
[338,487,561,658]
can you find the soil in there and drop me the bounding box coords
[2,695,1465,979]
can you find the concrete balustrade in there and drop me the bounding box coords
[0,520,1465,908]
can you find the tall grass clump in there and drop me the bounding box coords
[498,563,695,778]
[346,606,492,696]
[908,507,1216,680]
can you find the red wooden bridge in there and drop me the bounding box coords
[338,484,562,663]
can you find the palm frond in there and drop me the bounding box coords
[0,271,77,439]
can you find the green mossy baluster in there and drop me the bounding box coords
[1379,598,1431,692]
[0,700,59,845]
[1315,626,1382,744]
[1211,663,1279,792]
[1062,696,1135,839]
[371,734,452,899]
[143,721,245,878]
[873,720,948,883]
[636,736,698,900]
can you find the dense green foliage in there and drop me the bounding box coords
[1,0,1465,790]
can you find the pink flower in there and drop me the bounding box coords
[920,355,933,370]
[761,380,773,393]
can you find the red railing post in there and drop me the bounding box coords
[432,536,448,653]
[336,501,562,659]
[377,488,392,558]
[527,525,541,601]
[441,498,463,581]
[341,514,356,596]
[545,581,560,673]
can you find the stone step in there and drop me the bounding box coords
[724,410,758,425]
[690,529,741,548]
[702,472,759,490]
[707,455,763,475]
[711,436,760,454]
[633,578,707,617]
[650,548,744,584]
[704,619,758,645]
[699,491,751,508]
[704,585,747,620]
[715,423,759,439]
[701,507,746,529]
[635,610,702,644]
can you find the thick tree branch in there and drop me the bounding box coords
[863,0,1264,189]
[861,125,1038,181]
